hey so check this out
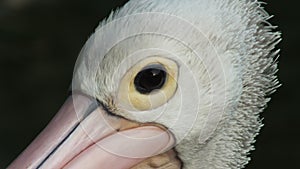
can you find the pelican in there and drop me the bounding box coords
[8,0,281,168]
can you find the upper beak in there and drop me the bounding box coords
[8,93,175,169]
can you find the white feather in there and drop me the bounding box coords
[72,0,281,168]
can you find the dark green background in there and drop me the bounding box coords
[0,0,298,168]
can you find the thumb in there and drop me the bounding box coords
[63,126,175,169]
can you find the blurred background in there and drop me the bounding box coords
[0,0,298,168]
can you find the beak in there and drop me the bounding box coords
[8,93,175,169]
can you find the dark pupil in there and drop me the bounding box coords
[134,65,167,94]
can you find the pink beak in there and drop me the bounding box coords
[8,93,175,169]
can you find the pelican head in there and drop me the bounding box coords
[9,0,280,168]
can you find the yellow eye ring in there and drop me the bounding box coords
[117,56,178,111]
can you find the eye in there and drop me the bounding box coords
[117,57,178,111]
[134,64,167,94]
